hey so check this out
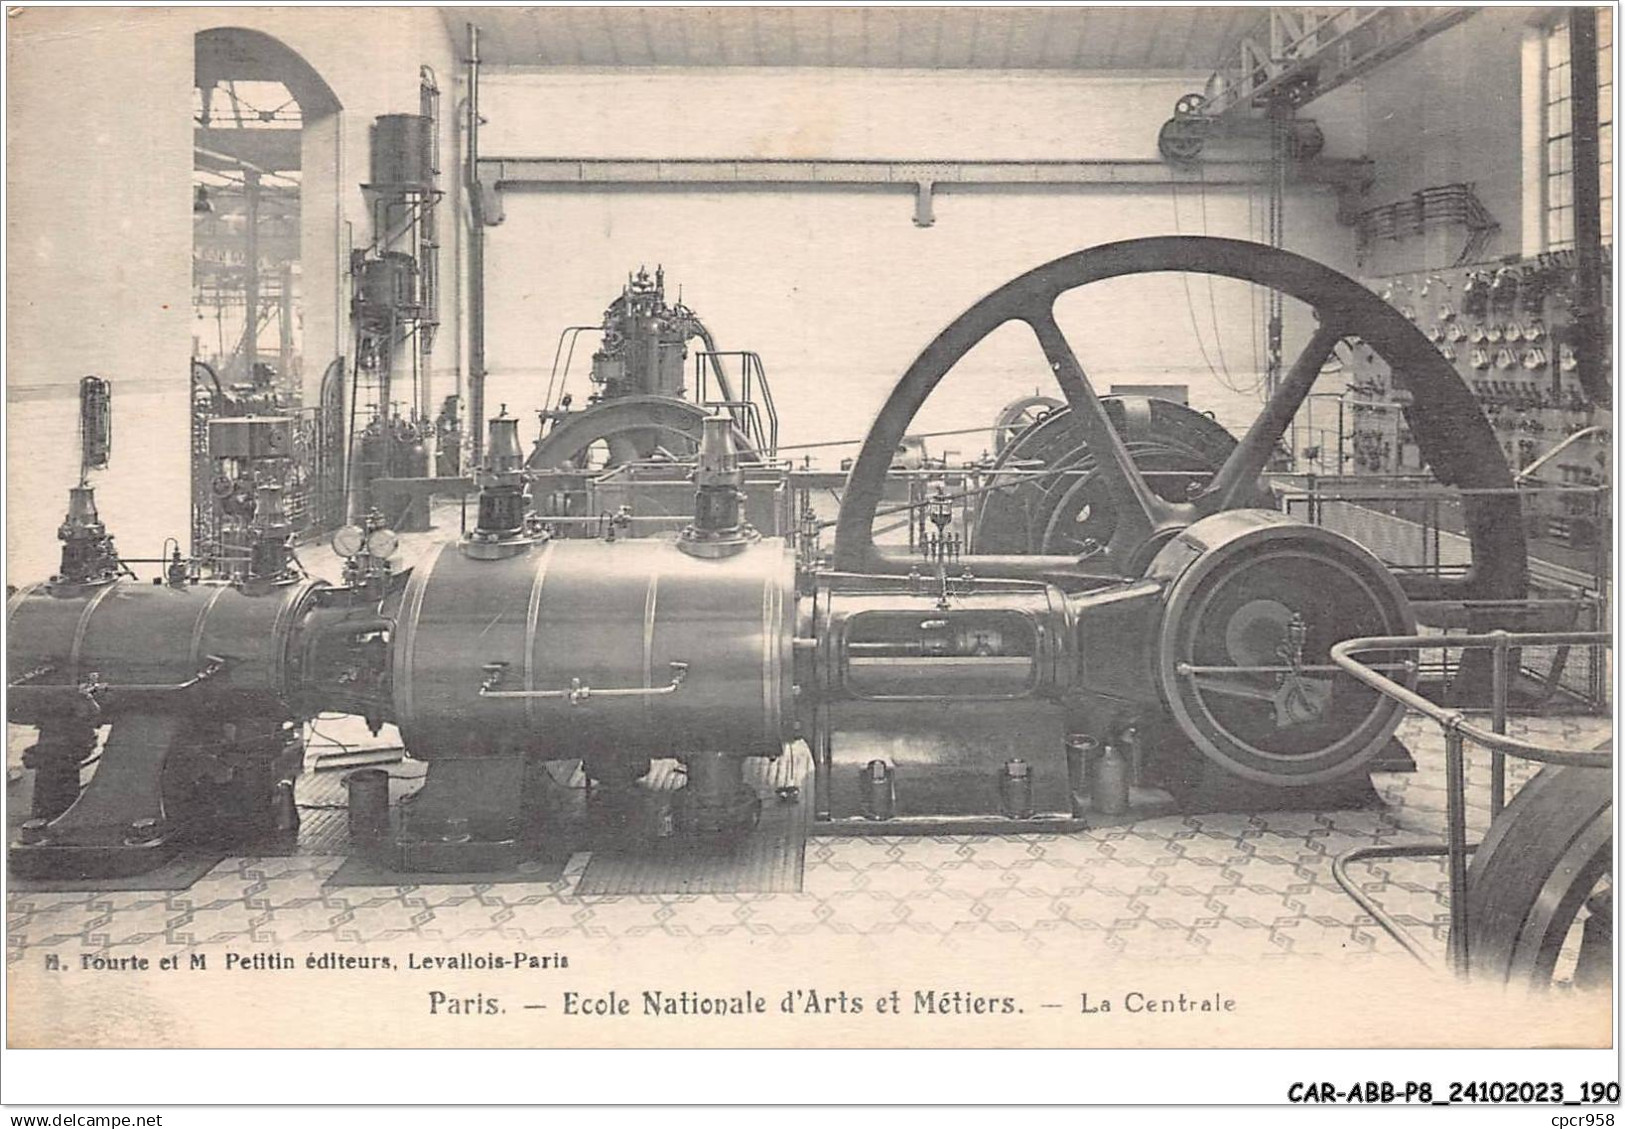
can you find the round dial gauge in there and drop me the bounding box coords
[331,525,366,557]
[366,528,400,558]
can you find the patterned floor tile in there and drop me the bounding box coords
[6,711,1611,970]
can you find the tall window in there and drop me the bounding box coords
[1545,10,1613,249]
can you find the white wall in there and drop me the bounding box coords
[1342,7,1539,275]
[479,68,1351,459]
[483,69,1208,160]
[6,8,463,582]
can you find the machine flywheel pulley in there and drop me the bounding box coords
[527,395,756,470]
[829,236,1526,784]
[973,395,1265,555]
[1466,762,1612,987]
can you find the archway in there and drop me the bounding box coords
[191,28,344,552]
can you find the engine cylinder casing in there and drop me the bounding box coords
[5,579,320,724]
[802,576,1075,819]
[390,536,796,761]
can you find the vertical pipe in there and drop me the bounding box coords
[1569,8,1609,408]
[466,22,487,466]
[1490,631,1508,817]
[1444,726,1471,976]
[1336,398,1344,474]
[1430,497,1441,579]
[279,261,296,386]
[241,169,262,382]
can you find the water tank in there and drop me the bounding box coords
[354,253,419,325]
[369,114,434,191]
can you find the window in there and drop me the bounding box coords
[1544,10,1613,249]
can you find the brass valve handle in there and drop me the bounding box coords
[479,660,689,705]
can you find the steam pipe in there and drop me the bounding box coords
[466,22,487,463]
[691,322,737,404]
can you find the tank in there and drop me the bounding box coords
[354,252,419,320]
[369,113,434,191]
[5,579,321,725]
[390,536,796,764]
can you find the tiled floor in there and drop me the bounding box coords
[6,713,1609,970]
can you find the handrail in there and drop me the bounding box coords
[1327,630,1612,977]
[694,350,779,457]
[1330,632,1612,768]
[543,326,601,415]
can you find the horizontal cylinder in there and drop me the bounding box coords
[390,536,796,760]
[6,579,319,723]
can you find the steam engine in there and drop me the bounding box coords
[10,239,1442,880]
[8,411,1413,879]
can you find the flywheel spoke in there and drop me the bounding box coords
[1024,305,1174,544]
[1201,320,1346,512]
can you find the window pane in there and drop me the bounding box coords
[1549,135,1574,173]
[1543,13,1611,249]
[1550,21,1571,64]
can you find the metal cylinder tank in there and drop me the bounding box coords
[390,537,796,762]
[6,579,321,724]
[355,253,419,317]
[369,114,434,191]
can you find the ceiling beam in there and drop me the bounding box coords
[477,154,1374,227]
[1199,6,1476,119]
[195,128,302,173]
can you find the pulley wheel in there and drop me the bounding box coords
[1151,514,1415,786]
[1466,763,1612,987]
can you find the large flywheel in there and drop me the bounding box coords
[831,237,1527,787]
[834,235,1527,602]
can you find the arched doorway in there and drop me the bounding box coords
[192,28,339,395]
[191,29,344,554]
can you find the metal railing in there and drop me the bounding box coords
[1275,475,1611,707]
[694,350,780,458]
[1276,476,1611,592]
[1328,630,1612,976]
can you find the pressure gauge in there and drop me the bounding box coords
[367,528,400,558]
[331,525,366,558]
